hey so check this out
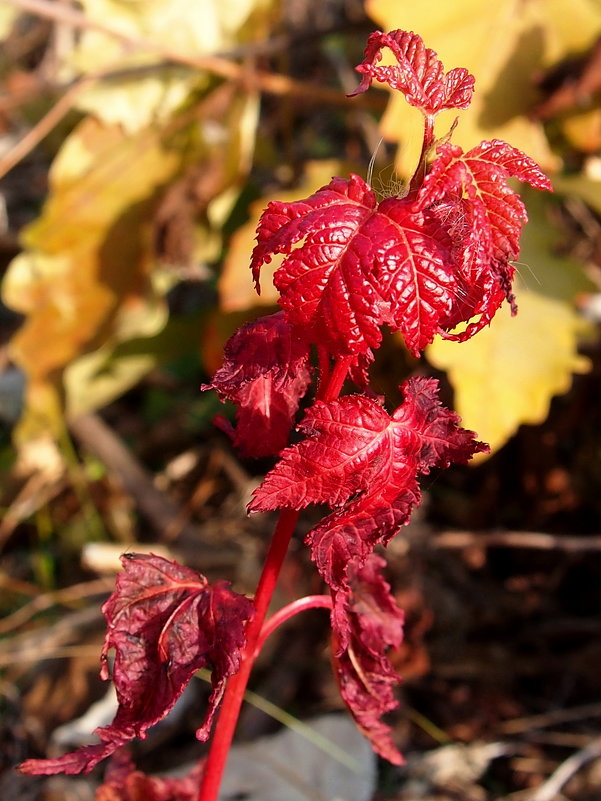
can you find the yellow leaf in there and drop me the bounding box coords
[0,5,17,40]
[65,0,274,131]
[561,109,601,154]
[427,288,591,459]
[365,0,601,175]
[2,83,258,443]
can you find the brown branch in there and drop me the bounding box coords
[0,71,98,180]
[68,414,241,573]
[500,701,601,735]
[432,529,601,552]
[3,0,385,111]
[69,413,200,542]
[0,577,113,635]
[0,605,102,668]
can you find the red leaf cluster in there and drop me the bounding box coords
[250,378,486,755]
[251,174,455,357]
[349,29,475,116]
[250,155,550,360]
[19,555,253,776]
[250,376,487,589]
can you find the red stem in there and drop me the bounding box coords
[255,594,332,654]
[317,355,353,402]
[408,114,435,194]
[197,358,352,801]
[197,508,298,801]
[316,345,331,395]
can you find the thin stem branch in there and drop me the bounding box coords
[255,594,332,654]
[529,736,601,801]
[0,71,99,180]
[432,529,601,553]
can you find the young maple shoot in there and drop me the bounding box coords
[18,28,552,800]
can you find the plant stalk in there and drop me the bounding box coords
[196,507,299,801]
[408,114,435,195]
[197,357,351,801]
[255,594,332,654]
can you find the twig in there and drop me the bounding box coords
[0,644,102,665]
[519,731,596,748]
[69,413,202,543]
[432,529,601,552]
[0,70,102,180]
[528,736,601,801]
[0,577,113,635]
[0,471,67,552]
[500,701,601,735]
[0,605,102,668]
[3,0,385,110]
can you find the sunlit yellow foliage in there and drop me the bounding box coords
[3,85,260,443]
[428,286,591,459]
[365,0,601,174]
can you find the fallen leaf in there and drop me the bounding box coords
[2,83,259,444]
[219,714,376,801]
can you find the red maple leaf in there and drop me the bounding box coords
[251,174,456,357]
[415,140,554,340]
[250,377,486,588]
[331,555,405,764]
[202,312,311,457]
[19,554,254,776]
[349,29,475,115]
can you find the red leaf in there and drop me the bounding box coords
[249,393,392,511]
[202,312,311,457]
[19,554,254,776]
[307,471,420,592]
[250,376,484,512]
[251,174,456,356]
[331,555,405,765]
[349,29,475,116]
[250,377,486,588]
[415,140,553,340]
[95,750,203,801]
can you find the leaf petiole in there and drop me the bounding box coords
[255,594,332,655]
